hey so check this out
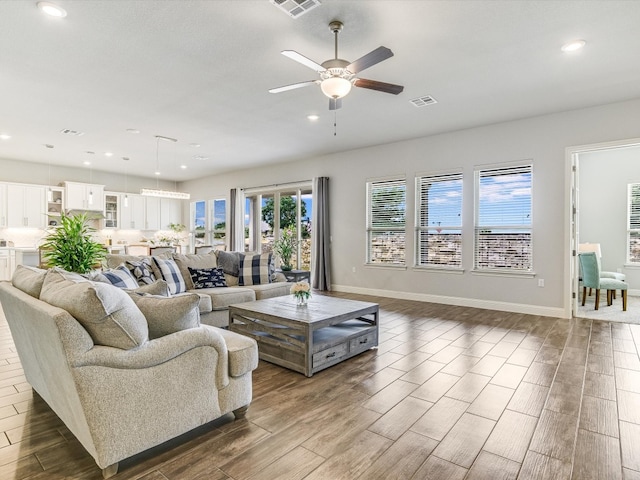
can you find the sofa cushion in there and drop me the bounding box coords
[188,267,227,289]
[128,292,200,339]
[191,292,213,313]
[238,253,272,286]
[40,269,148,350]
[214,250,240,277]
[128,280,170,296]
[12,265,47,298]
[171,253,218,290]
[245,281,292,300]
[217,328,259,377]
[194,287,255,310]
[126,258,157,286]
[152,257,187,294]
[102,264,139,289]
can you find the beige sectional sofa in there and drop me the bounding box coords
[105,251,292,327]
[0,265,259,478]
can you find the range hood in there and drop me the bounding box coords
[65,209,105,220]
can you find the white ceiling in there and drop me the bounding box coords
[1,0,640,182]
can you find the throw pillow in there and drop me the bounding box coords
[126,258,157,285]
[187,267,227,289]
[102,264,139,289]
[126,279,170,296]
[171,253,218,290]
[40,269,148,350]
[214,250,240,277]
[152,257,187,294]
[238,252,272,286]
[128,293,200,339]
[11,265,48,298]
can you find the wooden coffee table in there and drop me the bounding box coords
[229,295,379,377]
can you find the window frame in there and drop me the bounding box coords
[473,163,533,274]
[415,171,463,270]
[366,176,407,266]
[209,198,227,248]
[627,183,640,263]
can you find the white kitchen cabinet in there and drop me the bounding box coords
[104,193,119,229]
[0,251,13,281]
[0,183,7,228]
[63,181,105,211]
[120,193,145,229]
[144,196,161,230]
[7,184,46,228]
[160,198,182,229]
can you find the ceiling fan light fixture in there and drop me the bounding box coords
[320,77,352,99]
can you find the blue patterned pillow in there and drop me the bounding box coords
[152,257,187,294]
[126,258,157,285]
[187,267,227,289]
[238,253,272,286]
[102,264,139,289]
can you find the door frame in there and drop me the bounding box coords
[565,137,640,318]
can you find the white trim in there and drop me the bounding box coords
[412,266,465,274]
[242,180,312,195]
[332,284,567,318]
[470,269,536,278]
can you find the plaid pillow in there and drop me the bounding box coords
[126,258,157,285]
[152,257,187,294]
[102,264,139,289]
[238,253,272,286]
[188,267,227,289]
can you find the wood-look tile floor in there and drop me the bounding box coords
[1,292,640,479]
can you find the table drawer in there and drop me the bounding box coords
[313,342,348,368]
[350,330,377,351]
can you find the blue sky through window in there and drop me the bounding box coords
[478,171,532,226]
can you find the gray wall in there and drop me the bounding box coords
[579,145,640,293]
[182,98,640,318]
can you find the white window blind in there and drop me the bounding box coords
[367,178,406,265]
[416,172,463,267]
[475,165,532,271]
[628,183,640,263]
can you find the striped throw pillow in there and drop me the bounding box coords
[102,264,139,289]
[152,257,187,294]
[238,253,272,286]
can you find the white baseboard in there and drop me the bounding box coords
[331,284,568,319]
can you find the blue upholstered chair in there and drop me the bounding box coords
[579,252,627,311]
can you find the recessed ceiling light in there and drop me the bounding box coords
[561,39,586,53]
[189,143,201,148]
[105,152,113,157]
[0,134,11,140]
[126,128,140,134]
[154,171,161,176]
[37,2,67,18]
[180,165,187,169]
[193,155,209,161]
[307,114,319,121]
[83,161,91,166]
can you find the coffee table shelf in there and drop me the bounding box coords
[229,296,379,377]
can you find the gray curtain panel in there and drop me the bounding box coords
[229,188,238,251]
[312,177,331,290]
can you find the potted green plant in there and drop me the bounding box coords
[273,228,296,271]
[41,212,106,273]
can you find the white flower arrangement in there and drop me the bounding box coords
[290,281,311,302]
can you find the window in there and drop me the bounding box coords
[475,164,532,271]
[191,200,206,247]
[210,198,227,247]
[628,183,640,262]
[416,172,462,268]
[366,177,406,265]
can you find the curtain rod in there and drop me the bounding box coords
[241,179,313,194]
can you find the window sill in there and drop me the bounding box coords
[413,266,465,275]
[471,269,536,279]
[623,264,640,269]
[364,263,407,271]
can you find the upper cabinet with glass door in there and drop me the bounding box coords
[104,193,119,228]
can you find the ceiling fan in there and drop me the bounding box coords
[269,20,404,110]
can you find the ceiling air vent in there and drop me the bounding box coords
[270,0,321,18]
[60,128,85,136]
[410,95,438,108]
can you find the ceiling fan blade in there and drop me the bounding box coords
[329,98,342,111]
[269,80,319,94]
[281,50,326,72]
[347,46,394,74]
[354,78,404,95]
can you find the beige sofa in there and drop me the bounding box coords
[0,266,259,478]
[105,251,292,327]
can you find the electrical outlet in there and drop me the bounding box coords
[352,266,356,273]
[538,279,545,287]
